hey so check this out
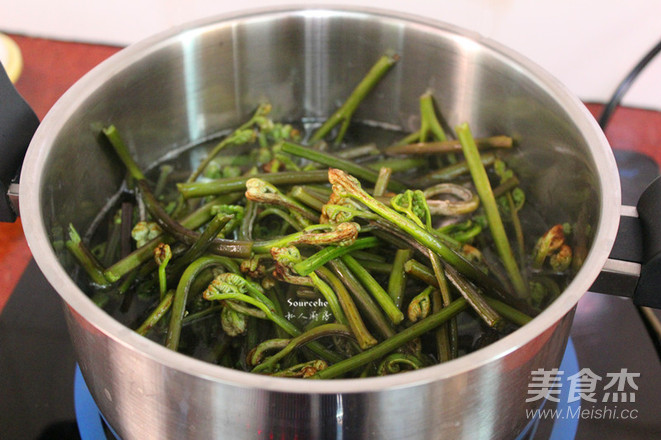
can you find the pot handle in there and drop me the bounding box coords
[590,175,661,308]
[0,62,40,222]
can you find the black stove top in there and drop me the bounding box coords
[0,259,79,439]
[1,150,660,440]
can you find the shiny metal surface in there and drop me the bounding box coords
[591,259,641,299]
[7,183,20,217]
[589,205,646,299]
[19,6,620,439]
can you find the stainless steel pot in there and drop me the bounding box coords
[2,6,657,440]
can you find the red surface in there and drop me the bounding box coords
[0,218,32,312]
[1,34,661,314]
[0,35,121,313]
[11,35,121,120]
[584,103,661,166]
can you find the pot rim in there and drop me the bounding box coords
[20,5,621,394]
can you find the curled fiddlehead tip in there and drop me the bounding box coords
[376,353,424,376]
[461,244,485,266]
[228,128,257,145]
[246,178,317,224]
[321,191,378,225]
[270,245,302,267]
[153,243,172,266]
[246,338,290,368]
[327,222,361,246]
[245,178,280,203]
[211,204,245,218]
[407,287,432,323]
[240,254,269,279]
[391,189,431,228]
[549,244,572,272]
[256,102,272,117]
[221,306,248,337]
[320,191,347,223]
[299,360,329,378]
[203,272,248,300]
[131,221,162,248]
[271,360,329,378]
[423,183,480,216]
[210,205,244,237]
[270,246,313,286]
[295,222,361,247]
[258,119,301,143]
[320,204,356,224]
[328,168,362,197]
[532,224,568,269]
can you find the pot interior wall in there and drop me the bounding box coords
[39,10,601,265]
